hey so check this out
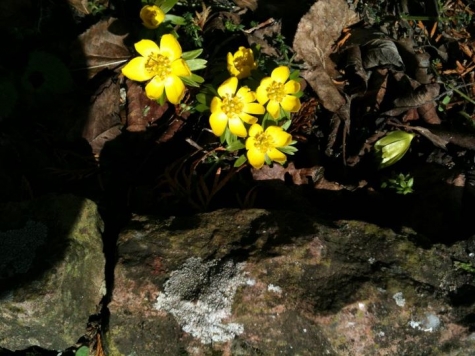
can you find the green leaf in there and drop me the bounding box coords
[289,69,300,80]
[195,103,209,112]
[75,346,89,356]
[226,140,245,152]
[234,154,248,167]
[281,119,292,131]
[278,145,298,155]
[264,154,272,165]
[179,76,200,87]
[164,14,186,25]
[190,73,205,84]
[182,49,203,61]
[157,0,178,13]
[186,58,207,71]
[157,90,167,106]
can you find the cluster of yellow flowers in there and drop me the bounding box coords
[211,47,301,168]
[121,4,302,169]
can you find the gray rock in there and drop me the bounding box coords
[0,194,106,351]
[106,209,475,355]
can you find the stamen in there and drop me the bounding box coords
[253,132,272,153]
[145,53,171,80]
[222,94,244,118]
[266,81,285,102]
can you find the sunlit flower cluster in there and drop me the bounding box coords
[122,4,302,170]
[209,57,301,169]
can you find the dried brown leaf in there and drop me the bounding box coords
[251,162,324,185]
[361,39,405,71]
[125,80,169,132]
[293,0,359,112]
[82,77,122,155]
[70,17,131,79]
[67,0,90,15]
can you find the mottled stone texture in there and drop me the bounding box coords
[107,209,475,355]
[0,195,105,351]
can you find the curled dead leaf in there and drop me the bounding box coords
[70,17,131,80]
[293,0,359,112]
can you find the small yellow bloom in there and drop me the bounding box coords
[209,77,265,138]
[256,66,301,119]
[121,35,191,104]
[245,124,292,169]
[140,5,165,29]
[227,47,257,79]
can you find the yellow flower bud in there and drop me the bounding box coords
[140,5,165,29]
[374,131,415,169]
[227,47,257,79]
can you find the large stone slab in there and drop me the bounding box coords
[107,209,475,355]
[0,195,106,351]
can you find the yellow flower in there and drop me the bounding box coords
[209,77,265,137]
[256,66,301,119]
[121,35,191,104]
[245,124,292,169]
[227,47,257,79]
[140,5,165,29]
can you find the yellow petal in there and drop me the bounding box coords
[227,53,238,76]
[164,75,186,104]
[134,39,160,58]
[266,100,281,119]
[267,148,287,164]
[281,95,301,113]
[247,147,265,169]
[272,66,290,83]
[145,77,164,100]
[248,123,263,137]
[243,102,265,115]
[210,96,222,113]
[238,112,258,125]
[122,57,154,81]
[159,34,182,61]
[228,117,247,137]
[256,83,270,105]
[266,126,292,147]
[218,77,238,98]
[171,58,191,77]
[210,111,228,136]
[236,86,255,103]
[284,80,300,94]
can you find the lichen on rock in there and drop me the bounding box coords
[154,257,247,344]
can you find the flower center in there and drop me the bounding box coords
[234,55,251,71]
[146,53,171,81]
[266,81,285,102]
[253,132,273,153]
[221,94,244,118]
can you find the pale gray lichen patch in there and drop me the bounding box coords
[154,257,246,344]
[0,220,47,278]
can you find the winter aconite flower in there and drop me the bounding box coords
[210,77,265,137]
[256,66,301,119]
[227,47,257,79]
[374,130,415,169]
[245,124,292,169]
[140,5,165,29]
[121,35,191,104]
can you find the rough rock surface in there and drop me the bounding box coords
[107,209,475,355]
[0,194,106,351]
